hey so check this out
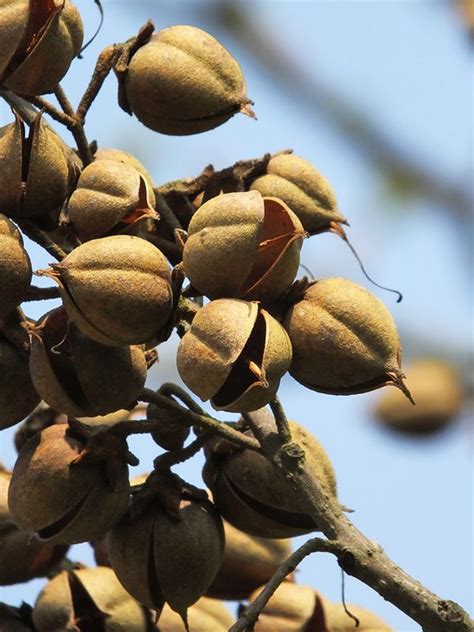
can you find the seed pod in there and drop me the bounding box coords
[0,0,84,96]
[0,603,33,632]
[14,402,67,453]
[119,25,253,135]
[0,113,75,219]
[29,307,147,418]
[374,359,463,435]
[183,191,305,302]
[158,598,234,632]
[203,421,337,538]
[41,235,173,346]
[32,566,148,632]
[177,299,292,413]
[108,472,224,620]
[94,147,155,191]
[283,278,411,398]
[146,399,191,452]
[250,153,347,235]
[0,214,32,322]
[8,423,131,544]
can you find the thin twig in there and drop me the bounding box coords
[154,191,184,232]
[17,220,66,261]
[269,396,292,444]
[153,430,213,471]
[24,286,61,301]
[157,382,206,415]
[24,95,75,127]
[77,44,120,121]
[54,85,93,165]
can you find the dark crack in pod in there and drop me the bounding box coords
[0,466,68,585]
[32,566,149,632]
[0,603,34,632]
[119,25,253,135]
[29,307,147,418]
[283,278,411,398]
[94,147,155,192]
[0,214,32,324]
[0,0,83,96]
[157,597,234,632]
[41,235,173,347]
[8,423,131,545]
[108,472,224,621]
[203,421,338,539]
[183,191,305,303]
[177,299,292,413]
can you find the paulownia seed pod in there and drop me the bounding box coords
[203,421,338,538]
[0,214,32,322]
[94,147,155,191]
[283,278,411,398]
[374,358,464,435]
[146,399,191,452]
[157,597,234,632]
[0,603,33,632]
[40,235,173,346]
[32,566,148,632]
[183,191,305,302]
[8,423,131,544]
[177,299,292,412]
[250,153,347,235]
[119,25,253,135]
[108,472,224,620]
[0,0,83,96]
[29,307,147,418]
[14,402,67,453]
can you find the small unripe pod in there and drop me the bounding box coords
[0,214,32,322]
[158,598,234,632]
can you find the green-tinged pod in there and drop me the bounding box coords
[177,299,292,413]
[0,0,84,96]
[29,308,147,418]
[203,421,338,538]
[120,25,253,135]
[8,423,130,544]
[41,235,173,346]
[0,214,32,322]
[183,191,305,302]
[283,278,411,398]
[158,598,234,632]
[32,567,148,632]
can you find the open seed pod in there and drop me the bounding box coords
[67,159,157,241]
[177,299,292,413]
[0,112,75,219]
[41,235,173,346]
[157,597,234,632]
[283,278,411,398]
[94,147,155,191]
[183,191,305,302]
[374,358,464,435]
[119,25,253,135]
[0,214,32,322]
[0,466,68,585]
[203,421,337,538]
[8,423,131,544]
[32,566,148,632]
[0,0,83,96]
[29,307,147,418]
[108,472,224,620]
[0,603,34,632]
[250,153,347,235]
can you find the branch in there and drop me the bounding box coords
[16,220,67,261]
[153,430,213,471]
[23,286,61,301]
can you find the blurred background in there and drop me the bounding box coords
[0,1,472,630]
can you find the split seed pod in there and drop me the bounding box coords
[41,235,173,346]
[108,473,224,620]
[0,0,84,96]
[158,598,234,632]
[203,421,338,538]
[119,25,253,135]
[8,423,131,544]
[177,299,292,412]
[250,153,347,235]
[183,191,305,302]
[0,214,32,322]
[29,308,147,418]
[94,147,155,191]
[32,567,148,632]
[67,159,157,241]
[283,278,411,398]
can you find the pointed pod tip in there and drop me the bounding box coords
[241,101,257,120]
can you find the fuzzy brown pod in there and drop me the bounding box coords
[283,278,411,398]
[94,147,155,191]
[40,235,173,346]
[374,358,464,435]
[108,472,224,620]
[250,153,347,235]
[29,307,147,418]
[157,597,234,631]
[183,191,305,302]
[0,603,33,632]
[146,399,191,452]
[0,214,32,323]
[0,0,83,95]
[0,112,76,219]
[203,421,338,538]
[177,299,292,413]
[32,566,148,632]
[119,25,253,135]
[14,402,67,453]
[0,467,68,585]
[8,423,131,544]
[66,159,157,241]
